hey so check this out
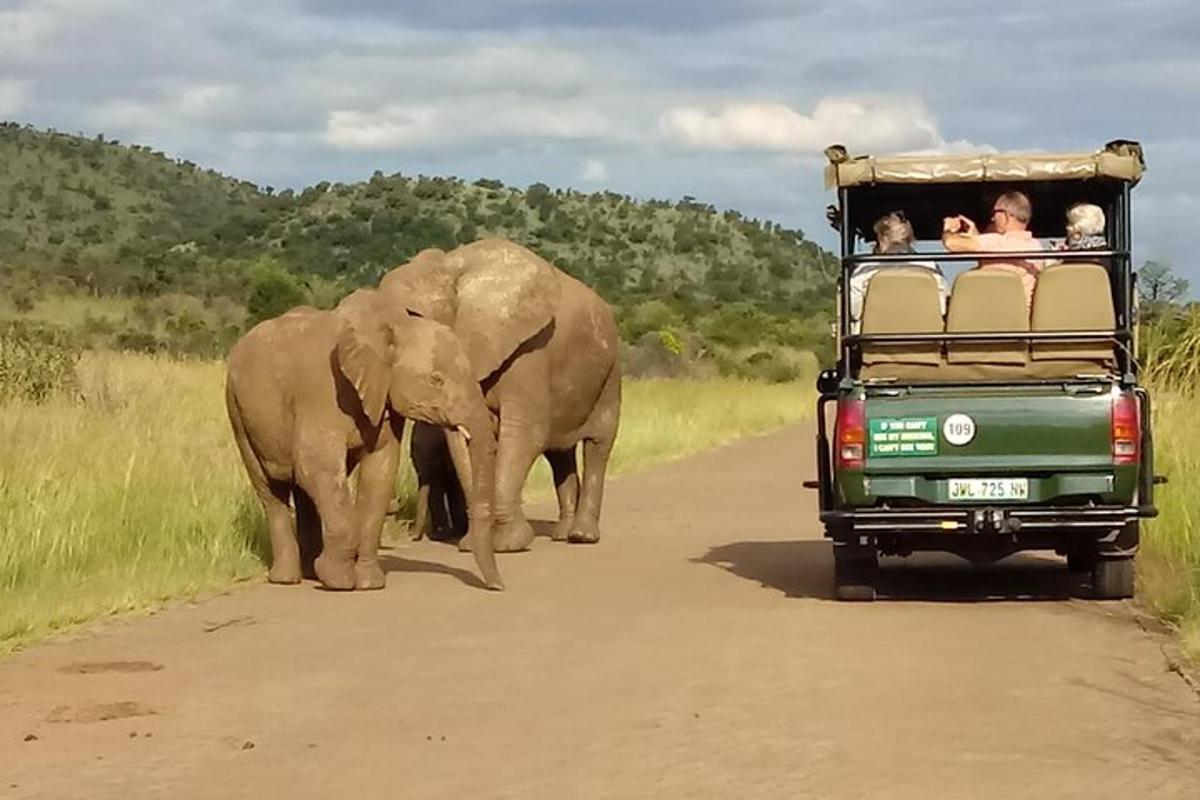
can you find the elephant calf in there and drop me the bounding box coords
[225,289,503,591]
[411,420,469,542]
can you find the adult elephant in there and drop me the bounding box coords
[381,238,621,553]
[225,288,503,591]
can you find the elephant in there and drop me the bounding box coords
[224,287,503,591]
[410,420,468,542]
[380,238,621,553]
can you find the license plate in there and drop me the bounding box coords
[947,478,1029,501]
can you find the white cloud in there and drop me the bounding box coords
[659,96,985,155]
[0,80,30,117]
[0,5,63,63]
[324,99,619,150]
[84,84,248,133]
[581,158,608,182]
[0,0,140,65]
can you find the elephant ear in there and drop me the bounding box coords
[452,238,561,382]
[335,321,389,427]
[378,248,459,326]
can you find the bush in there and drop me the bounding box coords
[114,327,162,354]
[622,331,712,379]
[617,300,686,343]
[0,321,80,402]
[246,260,308,325]
[711,344,816,384]
[696,303,776,348]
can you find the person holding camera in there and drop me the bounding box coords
[942,190,1045,309]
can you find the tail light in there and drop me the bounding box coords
[836,398,866,470]
[1111,392,1140,466]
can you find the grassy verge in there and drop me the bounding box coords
[0,354,813,655]
[0,353,267,655]
[1138,393,1200,661]
[1138,313,1200,662]
[524,375,815,499]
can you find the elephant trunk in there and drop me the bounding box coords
[460,408,503,591]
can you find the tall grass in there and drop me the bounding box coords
[1138,311,1200,661]
[0,354,813,655]
[0,353,267,654]
[523,375,815,499]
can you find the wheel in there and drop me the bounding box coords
[834,547,878,602]
[1066,548,1096,573]
[1091,557,1134,599]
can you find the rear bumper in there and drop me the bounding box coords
[820,504,1155,536]
[822,504,1152,560]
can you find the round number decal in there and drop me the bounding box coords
[943,414,976,446]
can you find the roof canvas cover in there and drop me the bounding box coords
[824,140,1144,189]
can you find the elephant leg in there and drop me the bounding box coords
[441,429,471,541]
[227,395,301,584]
[352,432,401,591]
[412,482,431,542]
[293,487,322,580]
[446,470,469,539]
[262,480,302,584]
[490,421,544,553]
[545,448,579,542]
[298,442,359,591]
[410,421,440,542]
[570,368,620,544]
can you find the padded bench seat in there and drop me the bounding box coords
[857,262,1118,382]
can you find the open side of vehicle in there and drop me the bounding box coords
[809,141,1159,601]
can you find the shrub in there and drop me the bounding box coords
[617,300,686,343]
[711,344,816,384]
[246,260,308,325]
[0,320,80,402]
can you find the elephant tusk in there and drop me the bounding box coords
[455,424,472,443]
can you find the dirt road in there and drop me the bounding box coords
[2,424,1198,799]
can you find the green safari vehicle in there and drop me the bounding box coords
[810,141,1159,601]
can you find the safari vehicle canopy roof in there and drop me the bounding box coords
[824,140,1144,189]
[825,140,1144,242]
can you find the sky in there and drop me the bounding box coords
[2,0,1197,285]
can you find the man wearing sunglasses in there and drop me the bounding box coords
[942,190,1045,308]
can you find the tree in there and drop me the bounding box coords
[1138,260,1189,307]
[246,260,308,325]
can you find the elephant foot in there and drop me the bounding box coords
[493,517,535,553]
[355,560,387,591]
[313,554,356,591]
[267,562,303,585]
[567,517,601,544]
[550,516,575,542]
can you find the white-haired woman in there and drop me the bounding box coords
[1062,203,1107,251]
[1047,202,1107,268]
[849,211,947,332]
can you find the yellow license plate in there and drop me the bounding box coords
[947,478,1029,501]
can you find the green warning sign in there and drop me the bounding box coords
[868,417,938,458]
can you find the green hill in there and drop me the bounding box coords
[0,122,836,373]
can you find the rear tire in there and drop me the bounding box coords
[834,547,878,602]
[1066,548,1097,573]
[1091,557,1134,600]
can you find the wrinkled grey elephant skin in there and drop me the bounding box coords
[383,238,621,554]
[225,288,503,591]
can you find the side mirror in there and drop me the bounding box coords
[817,369,840,396]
